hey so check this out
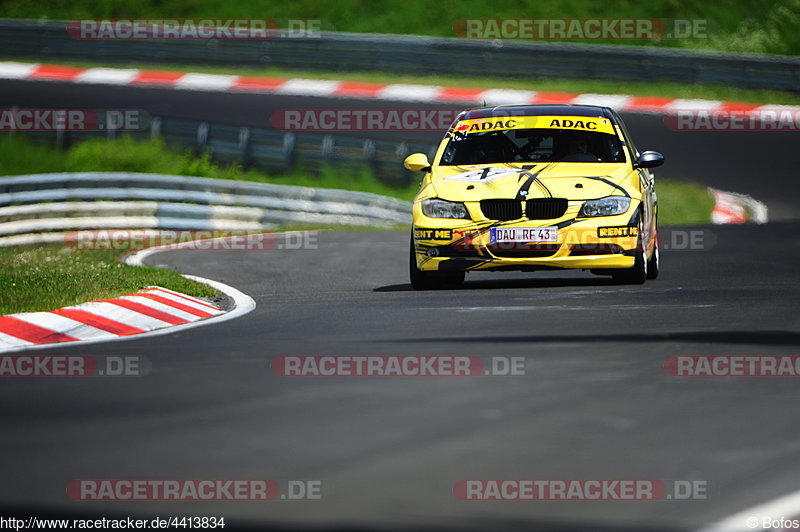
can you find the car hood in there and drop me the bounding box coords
[428,162,634,201]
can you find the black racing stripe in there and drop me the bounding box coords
[556,219,581,230]
[514,164,536,183]
[515,164,551,200]
[534,179,553,198]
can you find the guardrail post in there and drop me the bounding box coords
[395,142,409,158]
[238,127,250,168]
[322,135,335,162]
[362,139,377,174]
[107,111,118,140]
[393,142,410,186]
[321,135,335,178]
[196,122,209,151]
[282,132,296,173]
[55,126,65,150]
[8,106,17,138]
[150,117,161,139]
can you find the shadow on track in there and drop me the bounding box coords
[374,276,621,292]
[388,330,800,345]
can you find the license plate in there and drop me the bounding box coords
[490,226,558,243]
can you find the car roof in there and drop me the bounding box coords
[457,104,618,122]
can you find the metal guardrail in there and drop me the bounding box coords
[18,114,436,187]
[1,19,798,91]
[0,172,412,246]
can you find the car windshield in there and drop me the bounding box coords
[439,126,627,165]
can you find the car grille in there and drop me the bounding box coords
[480,199,522,221]
[487,243,561,259]
[480,199,569,221]
[526,198,568,219]
[426,245,482,258]
[570,244,624,256]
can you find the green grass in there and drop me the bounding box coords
[657,180,715,226]
[0,134,70,176]
[0,135,421,200]
[3,0,799,55]
[12,58,800,106]
[0,245,216,315]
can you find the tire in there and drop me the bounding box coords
[646,228,659,280]
[409,236,465,290]
[612,215,648,285]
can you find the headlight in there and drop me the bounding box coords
[578,196,631,217]
[421,198,469,219]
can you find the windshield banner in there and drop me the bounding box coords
[453,115,616,135]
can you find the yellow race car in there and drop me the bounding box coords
[406,104,664,289]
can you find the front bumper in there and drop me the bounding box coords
[412,208,639,272]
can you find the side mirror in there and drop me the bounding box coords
[635,151,664,169]
[404,153,431,172]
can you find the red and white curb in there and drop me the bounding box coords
[0,61,795,114]
[0,287,223,352]
[0,238,256,354]
[709,187,769,225]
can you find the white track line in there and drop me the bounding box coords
[700,489,800,531]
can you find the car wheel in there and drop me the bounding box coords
[612,215,647,285]
[409,236,465,290]
[646,227,659,280]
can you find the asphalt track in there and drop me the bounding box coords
[1,78,799,531]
